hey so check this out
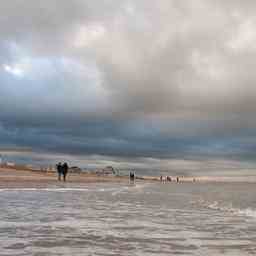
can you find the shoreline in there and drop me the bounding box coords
[1,167,256,188]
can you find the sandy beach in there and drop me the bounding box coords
[1,166,255,189]
[0,167,130,188]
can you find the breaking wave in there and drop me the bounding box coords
[0,188,90,192]
[198,199,256,219]
[0,183,150,194]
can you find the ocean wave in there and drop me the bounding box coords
[111,183,151,196]
[0,182,151,195]
[198,199,256,219]
[0,188,89,192]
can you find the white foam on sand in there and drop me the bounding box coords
[111,182,151,196]
[0,183,150,194]
[200,199,256,219]
[0,188,89,192]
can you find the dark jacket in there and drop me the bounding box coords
[62,163,69,173]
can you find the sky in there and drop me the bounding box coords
[0,0,256,174]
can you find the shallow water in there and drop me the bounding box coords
[1,182,256,255]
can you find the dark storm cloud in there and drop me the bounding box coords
[0,0,256,170]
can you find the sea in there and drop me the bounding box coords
[1,181,256,255]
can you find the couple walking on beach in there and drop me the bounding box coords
[56,162,69,182]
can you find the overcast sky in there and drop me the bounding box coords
[1,0,256,173]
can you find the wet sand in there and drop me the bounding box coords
[1,167,254,188]
[0,167,129,188]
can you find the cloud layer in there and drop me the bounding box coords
[0,0,256,172]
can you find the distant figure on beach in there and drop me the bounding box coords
[160,176,167,183]
[62,162,69,182]
[130,171,135,183]
[176,177,179,183]
[167,176,171,182]
[56,162,62,181]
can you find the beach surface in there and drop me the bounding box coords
[0,167,130,188]
[1,167,256,188]
[1,179,256,255]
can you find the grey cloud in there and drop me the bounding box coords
[0,0,256,170]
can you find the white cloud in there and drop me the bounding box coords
[3,64,24,77]
[228,18,256,51]
[74,23,106,48]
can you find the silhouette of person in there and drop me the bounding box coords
[129,171,135,184]
[130,171,134,180]
[56,162,62,181]
[62,162,69,182]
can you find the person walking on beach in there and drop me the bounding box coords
[129,171,136,185]
[56,162,62,181]
[62,162,69,182]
